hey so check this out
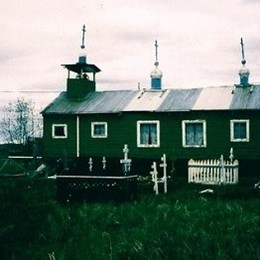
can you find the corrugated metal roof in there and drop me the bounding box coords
[193,86,234,110]
[230,85,260,109]
[124,89,170,112]
[42,85,260,115]
[158,88,202,111]
[42,90,137,114]
[77,91,137,113]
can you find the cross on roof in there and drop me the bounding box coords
[240,37,246,65]
[81,25,86,49]
[155,40,158,62]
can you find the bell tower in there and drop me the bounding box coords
[62,25,101,99]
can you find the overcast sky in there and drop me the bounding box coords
[1,0,260,93]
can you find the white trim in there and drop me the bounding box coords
[91,122,108,138]
[182,120,207,148]
[230,119,250,142]
[137,120,160,148]
[8,156,42,159]
[52,124,67,139]
[76,116,80,157]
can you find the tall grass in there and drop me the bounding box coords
[0,178,259,259]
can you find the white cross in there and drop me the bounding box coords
[102,156,106,170]
[120,144,132,174]
[159,154,167,193]
[150,162,159,195]
[229,147,234,163]
[88,157,93,172]
[123,144,129,159]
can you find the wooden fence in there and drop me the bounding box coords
[188,155,239,185]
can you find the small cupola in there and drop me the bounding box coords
[238,38,250,87]
[62,25,101,99]
[150,40,163,90]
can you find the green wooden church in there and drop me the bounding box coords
[42,29,260,176]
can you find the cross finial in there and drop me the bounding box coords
[240,37,246,65]
[81,25,86,49]
[154,40,158,64]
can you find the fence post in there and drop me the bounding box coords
[234,159,239,183]
[188,159,192,183]
[229,147,234,163]
[219,155,225,185]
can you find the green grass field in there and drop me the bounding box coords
[0,177,259,260]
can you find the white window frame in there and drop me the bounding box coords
[230,119,250,142]
[52,124,68,139]
[182,120,207,148]
[91,122,108,138]
[137,120,160,148]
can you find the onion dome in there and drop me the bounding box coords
[151,62,163,78]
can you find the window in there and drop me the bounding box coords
[182,120,206,147]
[230,119,249,142]
[91,122,107,138]
[137,120,160,147]
[52,124,67,139]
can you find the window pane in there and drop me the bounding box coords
[54,126,65,137]
[140,123,157,145]
[140,124,148,144]
[150,124,157,144]
[186,124,195,145]
[94,124,105,136]
[195,123,203,145]
[186,123,203,146]
[234,122,246,139]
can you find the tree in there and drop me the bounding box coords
[0,97,42,144]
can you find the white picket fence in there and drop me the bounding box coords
[188,155,239,185]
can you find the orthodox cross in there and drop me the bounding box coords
[120,144,132,174]
[229,147,234,163]
[150,162,159,195]
[154,40,159,64]
[240,37,246,64]
[102,156,106,170]
[81,24,86,49]
[150,154,168,195]
[159,154,167,193]
[88,157,93,172]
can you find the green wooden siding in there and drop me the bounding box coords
[43,110,260,161]
[43,115,77,159]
